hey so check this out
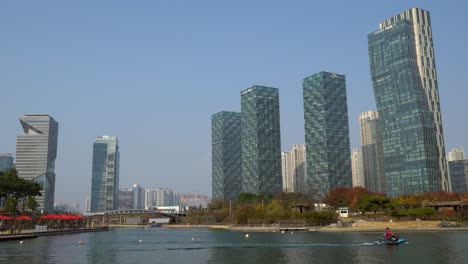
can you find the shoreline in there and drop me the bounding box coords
[162,221,468,232]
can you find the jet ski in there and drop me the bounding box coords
[374,236,407,245]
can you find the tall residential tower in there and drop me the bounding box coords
[303,72,352,198]
[90,136,120,212]
[16,115,58,212]
[368,8,444,196]
[281,144,306,193]
[359,111,385,193]
[211,111,242,201]
[241,86,282,195]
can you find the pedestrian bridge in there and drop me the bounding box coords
[85,209,185,226]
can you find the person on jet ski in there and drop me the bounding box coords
[384,227,398,241]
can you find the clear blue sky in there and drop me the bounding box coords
[1,1,467,208]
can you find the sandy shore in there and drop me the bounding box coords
[163,221,468,232]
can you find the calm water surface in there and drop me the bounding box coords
[1,228,468,264]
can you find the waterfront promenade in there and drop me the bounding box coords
[0,227,109,242]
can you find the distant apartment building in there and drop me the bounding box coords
[90,136,120,212]
[16,114,59,212]
[0,153,14,172]
[241,85,282,195]
[85,197,91,213]
[359,111,385,193]
[351,149,364,187]
[179,194,210,209]
[211,111,242,201]
[447,148,465,162]
[368,8,447,196]
[118,188,133,210]
[448,160,468,194]
[303,72,352,198]
[281,144,306,193]
[156,188,178,206]
[132,184,145,209]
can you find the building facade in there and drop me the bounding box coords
[241,86,282,195]
[118,188,133,210]
[447,147,465,162]
[378,8,449,192]
[0,153,14,172]
[281,144,306,193]
[211,111,242,201]
[303,72,352,198]
[90,136,120,212]
[16,115,59,212]
[448,160,468,193]
[359,111,385,193]
[368,8,443,196]
[132,184,145,209]
[351,149,364,187]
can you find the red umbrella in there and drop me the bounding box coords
[40,214,60,220]
[16,215,32,221]
[0,215,13,220]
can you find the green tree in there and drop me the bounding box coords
[4,197,18,212]
[358,196,390,218]
[26,196,40,212]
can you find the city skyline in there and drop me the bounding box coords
[1,2,467,206]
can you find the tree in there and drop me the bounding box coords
[26,196,40,212]
[4,197,17,212]
[358,196,390,218]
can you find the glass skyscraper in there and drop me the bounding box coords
[211,111,242,201]
[0,153,14,172]
[359,111,385,193]
[303,72,352,199]
[16,115,58,212]
[241,86,282,195]
[368,8,443,196]
[90,136,120,212]
[378,8,449,191]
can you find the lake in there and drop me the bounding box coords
[1,228,468,263]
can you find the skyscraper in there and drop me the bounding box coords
[378,8,449,192]
[241,86,282,195]
[90,136,120,212]
[16,115,59,212]
[211,111,242,201]
[359,111,385,193]
[303,72,352,198]
[448,160,468,194]
[0,153,14,172]
[351,149,364,187]
[118,188,133,210]
[132,184,145,209]
[368,8,443,196]
[281,144,306,193]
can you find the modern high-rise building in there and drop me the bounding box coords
[378,8,449,192]
[0,153,14,172]
[368,8,444,196]
[303,72,352,198]
[447,147,465,162]
[90,136,120,212]
[156,188,178,206]
[85,197,91,213]
[359,111,385,193]
[211,111,242,201]
[16,115,59,212]
[241,85,282,195]
[132,184,145,209]
[118,188,133,210]
[351,149,364,187]
[281,144,306,193]
[448,160,468,194]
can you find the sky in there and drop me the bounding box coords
[1,1,467,208]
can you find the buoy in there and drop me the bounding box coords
[138,239,143,243]
[78,240,83,244]
[245,234,249,238]
[191,237,195,241]
[19,241,24,244]
[281,230,285,234]
[291,232,294,235]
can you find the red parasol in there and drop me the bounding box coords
[0,215,13,220]
[16,215,32,221]
[40,214,60,220]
